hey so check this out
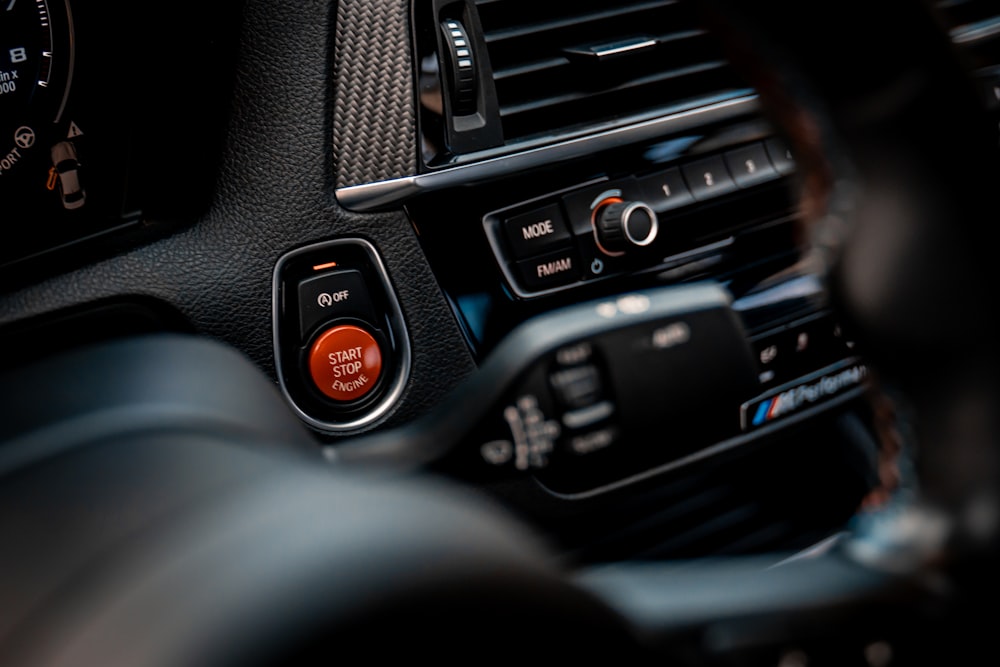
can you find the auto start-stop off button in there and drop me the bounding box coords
[308,324,383,402]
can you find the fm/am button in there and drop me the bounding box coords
[514,248,582,293]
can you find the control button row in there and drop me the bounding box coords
[752,315,855,387]
[549,343,620,460]
[504,137,796,264]
[641,137,793,209]
[491,137,796,296]
[479,342,621,471]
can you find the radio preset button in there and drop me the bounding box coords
[764,136,796,175]
[724,142,779,188]
[682,156,738,201]
[637,167,694,212]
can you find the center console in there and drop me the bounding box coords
[327,0,891,561]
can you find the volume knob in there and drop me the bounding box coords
[594,198,658,256]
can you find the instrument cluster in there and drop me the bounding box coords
[0,0,242,275]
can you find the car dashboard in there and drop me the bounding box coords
[2,0,1000,653]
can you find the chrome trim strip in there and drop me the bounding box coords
[570,37,659,59]
[770,532,850,567]
[335,95,761,212]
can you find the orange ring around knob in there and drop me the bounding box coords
[308,324,383,402]
[591,196,625,257]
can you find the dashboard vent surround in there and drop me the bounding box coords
[474,0,753,146]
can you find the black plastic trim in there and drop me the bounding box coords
[534,384,869,501]
[432,0,504,153]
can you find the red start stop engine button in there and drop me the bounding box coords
[307,324,383,402]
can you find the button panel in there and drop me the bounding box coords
[462,297,864,492]
[483,138,796,298]
[273,239,411,434]
[463,288,793,494]
[750,313,854,389]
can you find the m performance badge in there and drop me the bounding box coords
[740,360,869,431]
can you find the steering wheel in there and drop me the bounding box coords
[1,1,998,665]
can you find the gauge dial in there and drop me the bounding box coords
[0,0,70,180]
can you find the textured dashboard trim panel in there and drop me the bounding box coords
[332,0,418,187]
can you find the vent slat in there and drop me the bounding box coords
[498,61,729,117]
[490,29,706,80]
[482,0,675,44]
[492,57,570,82]
[475,0,749,145]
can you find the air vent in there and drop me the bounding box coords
[474,0,752,146]
[935,0,1000,66]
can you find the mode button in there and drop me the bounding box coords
[503,203,571,260]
